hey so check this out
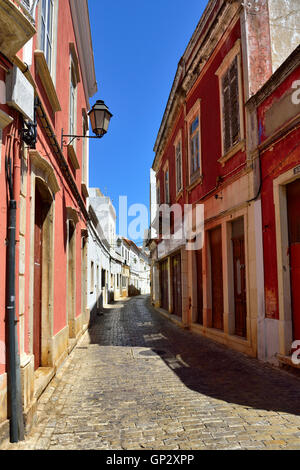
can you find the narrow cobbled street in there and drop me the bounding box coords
[3,296,300,450]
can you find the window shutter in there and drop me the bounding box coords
[190,136,194,175]
[165,171,169,204]
[222,72,231,153]
[195,132,199,170]
[229,56,240,146]
[177,143,182,192]
[176,148,179,192]
[22,0,31,11]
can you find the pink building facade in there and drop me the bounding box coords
[0,0,96,442]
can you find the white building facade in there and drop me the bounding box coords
[87,189,151,315]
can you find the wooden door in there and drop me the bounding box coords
[160,260,169,311]
[232,237,247,337]
[210,226,224,330]
[287,179,300,342]
[196,249,203,324]
[172,253,182,318]
[67,221,75,335]
[33,187,43,370]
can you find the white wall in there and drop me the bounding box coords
[87,223,111,314]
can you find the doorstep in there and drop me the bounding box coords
[68,338,77,355]
[34,367,55,402]
[0,419,9,448]
[277,353,300,370]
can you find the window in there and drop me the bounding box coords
[215,40,244,160]
[156,180,162,237]
[189,116,200,176]
[186,99,201,184]
[164,167,170,204]
[156,180,160,205]
[174,131,182,194]
[82,111,88,185]
[69,60,77,138]
[40,0,54,72]
[221,56,240,153]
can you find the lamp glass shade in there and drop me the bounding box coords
[88,100,112,137]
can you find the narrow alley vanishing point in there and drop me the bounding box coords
[2,296,300,450]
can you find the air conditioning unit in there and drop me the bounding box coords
[6,66,34,122]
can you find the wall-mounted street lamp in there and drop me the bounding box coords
[61,99,113,149]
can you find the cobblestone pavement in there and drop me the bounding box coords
[2,296,300,450]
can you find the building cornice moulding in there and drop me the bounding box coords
[153,0,240,167]
[29,149,60,195]
[153,0,225,157]
[0,0,36,58]
[182,2,240,93]
[246,44,300,110]
[183,0,220,68]
[34,50,61,112]
[66,206,79,224]
[0,109,13,129]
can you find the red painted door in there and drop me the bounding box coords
[287,179,300,342]
[232,237,247,337]
[160,259,169,311]
[33,187,43,370]
[210,226,224,330]
[172,253,182,318]
[196,249,203,324]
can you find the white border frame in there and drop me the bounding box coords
[273,167,300,355]
[185,98,202,185]
[174,129,183,196]
[37,0,59,85]
[163,160,170,204]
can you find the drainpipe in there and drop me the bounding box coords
[5,119,24,443]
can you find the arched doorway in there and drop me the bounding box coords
[66,207,79,339]
[29,150,60,370]
[33,178,53,370]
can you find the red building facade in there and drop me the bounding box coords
[0,0,96,441]
[248,45,300,366]
[150,0,300,365]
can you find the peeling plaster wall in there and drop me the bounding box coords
[268,0,300,72]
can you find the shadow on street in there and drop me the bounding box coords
[87,295,300,417]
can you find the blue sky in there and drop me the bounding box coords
[88,0,207,242]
